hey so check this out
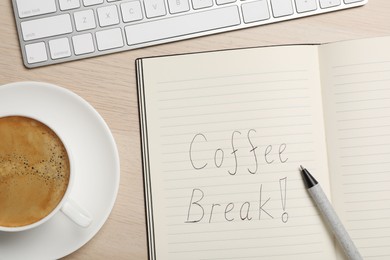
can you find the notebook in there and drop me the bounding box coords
[136,36,390,260]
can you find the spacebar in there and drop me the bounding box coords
[124,6,241,45]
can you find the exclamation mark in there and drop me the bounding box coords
[279,177,288,223]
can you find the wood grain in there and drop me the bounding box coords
[0,1,389,259]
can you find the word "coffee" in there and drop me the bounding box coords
[189,129,288,175]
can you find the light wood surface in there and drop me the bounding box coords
[1,1,389,259]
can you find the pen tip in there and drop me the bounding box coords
[300,166,318,188]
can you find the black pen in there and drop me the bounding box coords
[300,166,363,260]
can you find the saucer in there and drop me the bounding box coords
[0,82,120,259]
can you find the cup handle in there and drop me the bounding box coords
[61,198,92,227]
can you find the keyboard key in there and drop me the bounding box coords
[96,28,124,50]
[167,0,190,14]
[192,0,213,10]
[25,42,47,64]
[59,0,80,10]
[216,0,236,5]
[74,10,96,31]
[16,0,56,18]
[121,1,143,22]
[21,14,72,41]
[319,0,341,8]
[242,0,270,24]
[295,0,317,13]
[83,0,104,6]
[344,0,363,3]
[72,33,95,55]
[49,38,71,59]
[97,5,120,27]
[125,6,240,45]
[270,0,294,18]
[144,0,167,18]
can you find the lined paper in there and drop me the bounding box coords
[139,46,335,259]
[320,36,390,260]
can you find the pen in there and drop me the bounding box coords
[300,165,363,260]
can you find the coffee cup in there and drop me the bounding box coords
[0,114,92,232]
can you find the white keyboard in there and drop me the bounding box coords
[12,0,367,68]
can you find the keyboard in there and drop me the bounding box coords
[12,0,367,68]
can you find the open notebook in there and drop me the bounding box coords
[136,36,390,260]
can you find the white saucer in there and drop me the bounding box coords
[0,82,120,259]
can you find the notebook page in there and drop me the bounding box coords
[139,45,335,259]
[319,36,390,260]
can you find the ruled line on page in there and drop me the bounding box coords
[162,150,314,164]
[340,152,390,158]
[338,124,390,131]
[167,231,320,244]
[162,167,312,180]
[335,97,390,104]
[331,60,390,69]
[335,88,390,95]
[163,179,304,192]
[338,133,390,140]
[159,96,310,111]
[342,179,390,185]
[200,250,323,260]
[337,116,390,123]
[157,69,309,85]
[167,221,322,236]
[165,190,313,201]
[163,155,316,172]
[336,106,390,113]
[346,207,390,213]
[165,191,311,203]
[341,161,390,167]
[349,227,390,232]
[334,69,390,77]
[347,216,390,222]
[167,222,323,235]
[165,206,317,220]
[343,189,390,195]
[161,106,311,120]
[342,170,390,176]
[161,136,313,149]
[333,78,390,86]
[353,235,390,240]
[163,178,300,190]
[160,140,314,155]
[159,84,307,93]
[161,159,315,174]
[168,241,323,254]
[158,84,308,102]
[161,114,312,128]
[160,114,312,129]
[162,167,318,183]
[158,84,308,98]
[165,206,318,219]
[161,133,313,146]
[339,142,390,149]
[158,134,313,148]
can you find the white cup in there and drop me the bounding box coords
[0,114,92,232]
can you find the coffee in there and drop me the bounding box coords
[0,116,70,228]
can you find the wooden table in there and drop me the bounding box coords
[1,1,389,259]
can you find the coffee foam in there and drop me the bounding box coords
[0,116,70,227]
